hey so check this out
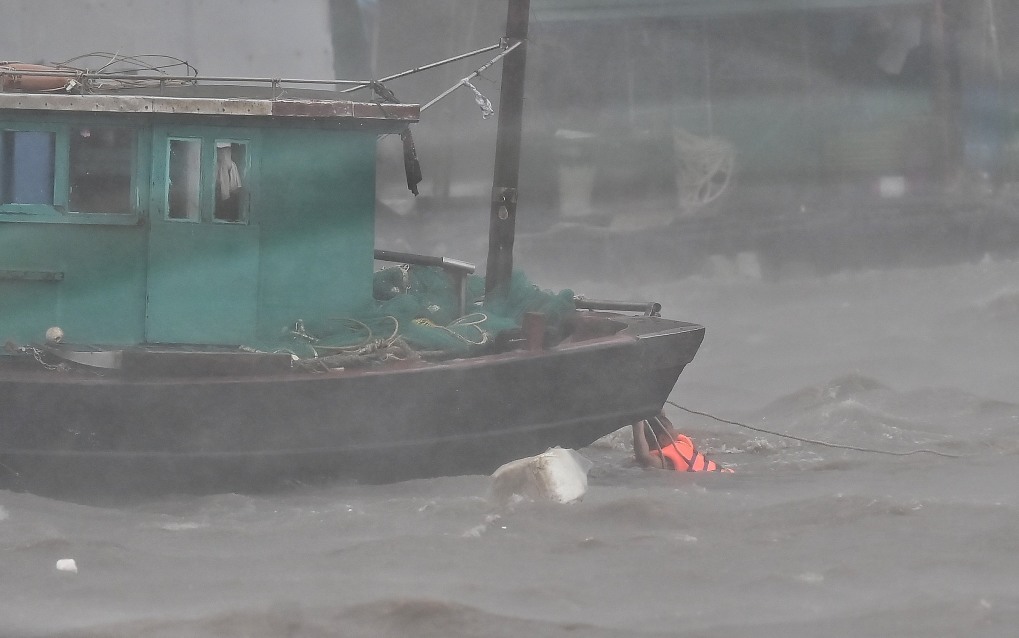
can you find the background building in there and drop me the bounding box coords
[5,1,1018,263]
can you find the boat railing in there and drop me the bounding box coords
[0,65,374,94]
[372,250,662,320]
[0,66,390,100]
[573,298,662,317]
[0,71,373,86]
[2,41,512,99]
[373,249,476,318]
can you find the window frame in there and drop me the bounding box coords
[0,118,144,225]
[211,138,251,224]
[155,126,257,226]
[165,136,205,223]
[0,124,67,216]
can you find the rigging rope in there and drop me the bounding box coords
[421,40,522,114]
[462,79,494,119]
[341,42,503,94]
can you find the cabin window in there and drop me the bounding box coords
[214,141,247,222]
[0,130,56,205]
[162,136,250,223]
[68,127,136,214]
[0,122,139,221]
[167,138,202,220]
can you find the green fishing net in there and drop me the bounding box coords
[265,266,574,365]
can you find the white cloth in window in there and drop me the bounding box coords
[216,145,242,200]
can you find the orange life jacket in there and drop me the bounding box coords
[649,434,731,472]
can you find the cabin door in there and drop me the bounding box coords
[144,128,260,345]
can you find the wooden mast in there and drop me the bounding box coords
[484,0,530,297]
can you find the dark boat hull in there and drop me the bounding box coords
[0,314,703,500]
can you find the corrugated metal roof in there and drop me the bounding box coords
[531,0,932,21]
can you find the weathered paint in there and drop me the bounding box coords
[1,91,413,347]
[0,92,419,122]
[256,128,378,339]
[0,221,149,344]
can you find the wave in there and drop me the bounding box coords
[755,374,891,419]
[40,597,657,638]
[742,374,1017,455]
[682,597,1019,638]
[975,288,1019,321]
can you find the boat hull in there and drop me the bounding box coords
[0,314,703,500]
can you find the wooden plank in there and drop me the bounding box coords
[120,348,293,377]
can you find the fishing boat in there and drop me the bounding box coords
[0,1,704,500]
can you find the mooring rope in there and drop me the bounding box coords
[666,400,964,459]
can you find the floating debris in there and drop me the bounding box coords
[55,558,78,574]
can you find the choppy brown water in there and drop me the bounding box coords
[3,246,1018,637]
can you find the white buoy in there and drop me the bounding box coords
[490,447,593,505]
[55,558,78,573]
[45,326,64,344]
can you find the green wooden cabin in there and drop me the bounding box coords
[0,86,418,348]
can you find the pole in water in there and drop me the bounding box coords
[484,0,530,298]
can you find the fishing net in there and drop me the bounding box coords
[257,266,575,369]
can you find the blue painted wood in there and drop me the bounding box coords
[8,131,55,204]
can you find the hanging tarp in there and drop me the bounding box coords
[531,0,933,21]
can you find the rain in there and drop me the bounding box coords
[2,1,1019,636]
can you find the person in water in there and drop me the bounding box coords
[632,411,732,472]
